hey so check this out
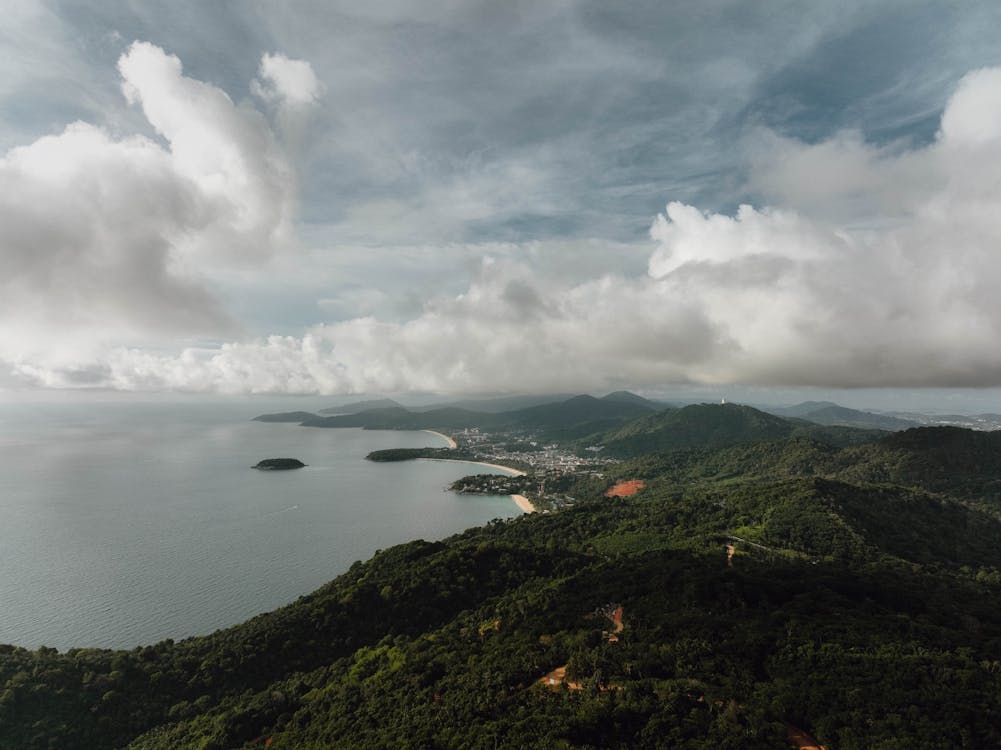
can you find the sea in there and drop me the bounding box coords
[0,399,521,650]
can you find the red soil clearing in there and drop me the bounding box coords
[537,665,583,691]
[605,480,645,497]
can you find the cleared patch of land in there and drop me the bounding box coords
[605,479,645,497]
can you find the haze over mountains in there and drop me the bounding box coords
[254,391,1001,437]
[764,401,920,431]
[255,392,664,439]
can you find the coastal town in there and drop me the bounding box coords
[451,427,613,472]
[441,427,621,512]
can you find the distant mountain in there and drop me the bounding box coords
[302,406,492,430]
[766,400,841,418]
[505,394,653,425]
[498,393,656,440]
[764,401,915,430]
[767,402,919,431]
[409,393,576,413]
[252,411,320,423]
[297,394,655,439]
[404,391,664,417]
[318,398,404,415]
[600,390,668,410]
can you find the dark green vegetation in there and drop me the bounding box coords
[6,407,1001,749]
[365,447,461,462]
[449,473,533,497]
[252,458,306,471]
[364,448,534,474]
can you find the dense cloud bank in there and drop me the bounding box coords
[0,43,304,373]
[6,49,1001,392]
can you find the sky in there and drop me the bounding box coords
[4,1,1001,407]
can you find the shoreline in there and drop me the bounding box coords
[423,457,535,514]
[510,494,537,514]
[465,460,528,477]
[422,429,458,449]
[423,457,527,477]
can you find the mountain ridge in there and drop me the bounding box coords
[764,401,919,430]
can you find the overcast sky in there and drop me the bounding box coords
[4,1,1001,404]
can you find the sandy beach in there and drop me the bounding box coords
[425,457,526,476]
[424,457,533,513]
[467,464,534,514]
[510,494,536,513]
[422,429,458,448]
[468,461,527,476]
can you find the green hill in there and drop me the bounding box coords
[498,394,656,440]
[508,394,653,424]
[599,390,667,410]
[8,420,1001,748]
[830,426,1001,507]
[766,400,840,418]
[597,424,1001,507]
[595,403,795,457]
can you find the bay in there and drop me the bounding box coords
[0,400,520,650]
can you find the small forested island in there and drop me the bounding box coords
[252,458,306,470]
[365,447,462,462]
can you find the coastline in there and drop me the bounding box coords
[423,457,535,514]
[464,460,527,477]
[510,494,537,514]
[415,430,533,513]
[422,429,458,448]
[423,457,527,477]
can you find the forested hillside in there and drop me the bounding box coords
[5,420,1001,749]
[589,403,883,458]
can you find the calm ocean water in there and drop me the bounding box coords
[0,400,520,650]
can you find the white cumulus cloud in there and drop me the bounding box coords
[0,42,300,380]
[252,53,322,108]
